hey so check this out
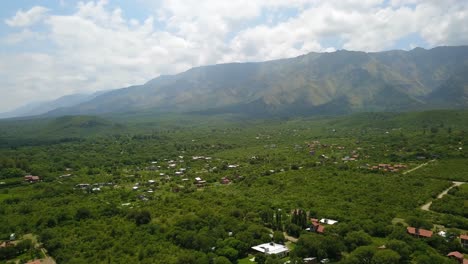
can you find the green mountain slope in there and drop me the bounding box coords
[47,46,468,117]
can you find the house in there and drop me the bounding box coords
[461,234,468,248]
[194,177,206,187]
[251,242,289,258]
[220,177,231,184]
[303,257,317,264]
[315,224,325,234]
[407,227,433,238]
[24,175,40,183]
[438,231,447,238]
[320,218,338,225]
[447,251,466,263]
[310,219,325,234]
[378,164,390,169]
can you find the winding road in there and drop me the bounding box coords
[420,181,466,211]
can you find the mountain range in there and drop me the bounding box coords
[3,46,468,119]
[0,91,107,119]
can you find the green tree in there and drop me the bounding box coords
[344,231,372,251]
[255,254,266,264]
[213,256,231,264]
[385,240,410,262]
[75,207,91,220]
[272,231,284,244]
[215,246,238,262]
[348,246,376,264]
[371,250,400,264]
[0,168,25,179]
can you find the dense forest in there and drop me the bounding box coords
[0,110,467,263]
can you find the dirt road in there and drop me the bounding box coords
[403,159,435,175]
[421,181,466,211]
[283,232,298,243]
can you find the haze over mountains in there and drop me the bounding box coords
[0,91,108,119]
[3,46,468,119]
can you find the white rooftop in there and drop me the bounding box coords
[252,242,289,255]
[320,218,338,225]
[438,231,447,237]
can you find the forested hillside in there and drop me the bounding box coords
[0,110,467,263]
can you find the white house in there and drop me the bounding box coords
[252,242,289,257]
[320,218,338,225]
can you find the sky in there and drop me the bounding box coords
[1,0,468,112]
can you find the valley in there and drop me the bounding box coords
[1,1,468,263]
[0,110,467,263]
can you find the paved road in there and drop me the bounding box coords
[421,181,466,211]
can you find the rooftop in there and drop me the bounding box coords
[447,251,463,259]
[407,227,433,238]
[252,242,289,255]
[320,218,338,225]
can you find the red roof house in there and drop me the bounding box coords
[316,225,325,234]
[310,219,325,234]
[407,227,433,238]
[447,251,465,263]
[220,177,231,184]
[24,175,40,183]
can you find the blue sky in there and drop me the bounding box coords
[0,0,467,112]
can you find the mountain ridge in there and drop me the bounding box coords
[25,46,468,117]
[0,90,109,119]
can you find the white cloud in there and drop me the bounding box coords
[0,0,467,112]
[416,1,468,46]
[3,29,44,44]
[5,6,49,27]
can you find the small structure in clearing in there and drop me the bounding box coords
[251,242,289,258]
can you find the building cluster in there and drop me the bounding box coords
[369,163,407,172]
